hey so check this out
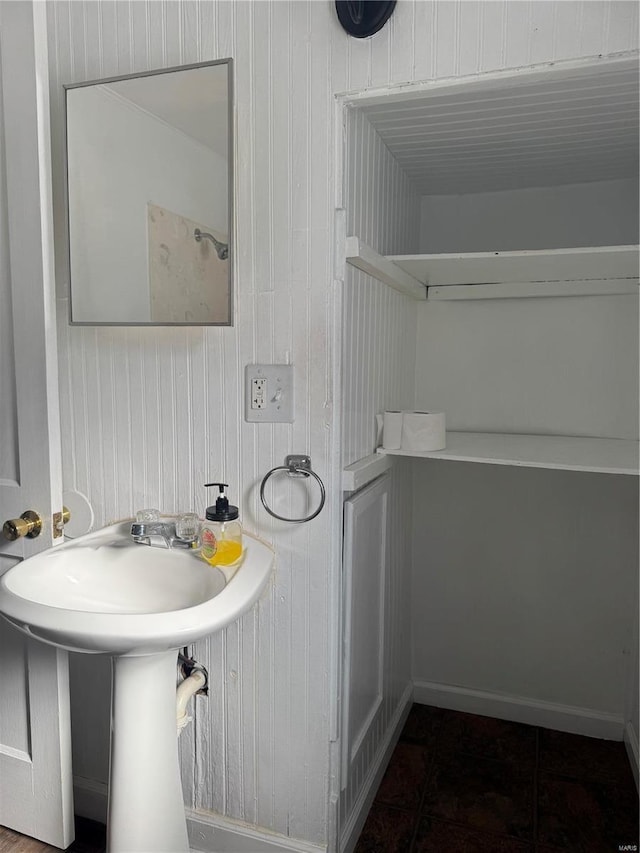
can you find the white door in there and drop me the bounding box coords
[0,1,74,847]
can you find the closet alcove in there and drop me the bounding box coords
[338,54,639,842]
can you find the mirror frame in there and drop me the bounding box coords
[64,57,234,327]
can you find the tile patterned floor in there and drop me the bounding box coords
[355,704,640,853]
[1,711,637,853]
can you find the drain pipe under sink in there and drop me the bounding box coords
[177,651,208,736]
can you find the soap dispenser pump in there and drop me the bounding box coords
[201,483,243,566]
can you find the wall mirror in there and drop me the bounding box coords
[65,59,233,325]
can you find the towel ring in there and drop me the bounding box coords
[260,455,326,523]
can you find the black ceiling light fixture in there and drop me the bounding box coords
[335,0,397,38]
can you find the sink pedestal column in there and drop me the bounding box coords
[107,651,189,853]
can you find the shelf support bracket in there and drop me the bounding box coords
[345,236,427,300]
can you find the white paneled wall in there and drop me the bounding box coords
[411,463,639,728]
[46,1,639,849]
[419,179,640,254]
[339,108,418,844]
[50,2,334,845]
[342,112,420,467]
[414,294,640,439]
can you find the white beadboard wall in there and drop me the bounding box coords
[339,109,418,846]
[46,1,639,850]
[50,1,335,845]
[342,108,420,467]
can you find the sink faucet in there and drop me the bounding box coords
[130,517,199,550]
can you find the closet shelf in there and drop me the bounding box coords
[346,240,639,300]
[342,452,392,492]
[389,246,639,289]
[376,432,639,476]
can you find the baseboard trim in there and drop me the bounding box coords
[624,721,639,791]
[339,682,413,853]
[73,775,108,824]
[75,682,626,851]
[73,777,325,853]
[186,810,326,853]
[413,680,624,741]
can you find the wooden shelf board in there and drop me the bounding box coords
[376,431,639,476]
[428,278,638,300]
[388,245,640,288]
[345,236,427,299]
[342,452,392,492]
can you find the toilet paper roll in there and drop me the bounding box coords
[401,412,446,452]
[382,411,403,450]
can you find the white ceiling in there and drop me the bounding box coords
[358,59,639,195]
[104,63,229,161]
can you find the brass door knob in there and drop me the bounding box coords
[2,510,43,541]
[53,506,71,538]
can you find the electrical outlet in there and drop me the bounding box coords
[251,377,266,409]
[245,365,294,423]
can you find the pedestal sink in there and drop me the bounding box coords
[0,520,274,853]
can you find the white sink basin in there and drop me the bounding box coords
[0,519,274,852]
[0,520,274,655]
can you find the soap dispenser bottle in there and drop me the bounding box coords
[200,483,243,566]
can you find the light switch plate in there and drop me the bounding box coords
[245,364,294,423]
